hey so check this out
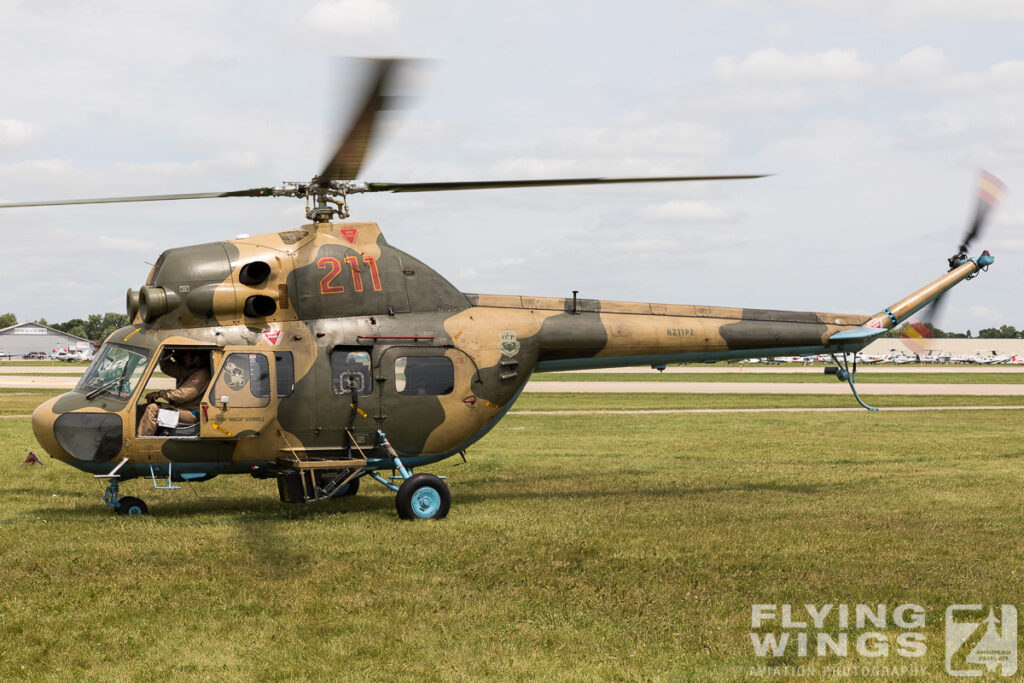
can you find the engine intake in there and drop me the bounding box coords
[239,260,272,286]
[244,295,277,317]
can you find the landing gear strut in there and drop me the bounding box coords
[371,429,451,520]
[102,479,150,516]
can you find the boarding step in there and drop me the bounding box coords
[277,465,363,503]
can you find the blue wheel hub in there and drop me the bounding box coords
[124,504,144,516]
[410,485,442,518]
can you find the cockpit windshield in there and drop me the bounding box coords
[75,344,152,401]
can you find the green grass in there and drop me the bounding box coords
[3,389,1024,679]
[533,371,1024,383]
[0,389,62,414]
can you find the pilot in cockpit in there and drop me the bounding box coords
[138,350,211,436]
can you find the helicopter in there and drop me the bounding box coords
[3,60,1001,519]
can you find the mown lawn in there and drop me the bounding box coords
[2,391,1022,680]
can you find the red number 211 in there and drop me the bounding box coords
[318,256,382,295]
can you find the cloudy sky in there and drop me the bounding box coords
[2,0,1023,333]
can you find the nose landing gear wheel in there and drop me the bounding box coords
[396,473,450,520]
[116,496,149,516]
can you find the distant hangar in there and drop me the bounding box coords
[0,322,95,357]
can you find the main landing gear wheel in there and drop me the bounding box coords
[339,476,360,497]
[396,473,450,520]
[116,496,149,516]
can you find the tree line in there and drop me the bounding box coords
[0,312,130,343]
[883,322,1024,339]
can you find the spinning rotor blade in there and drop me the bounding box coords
[319,58,406,183]
[0,57,765,212]
[0,187,280,209]
[901,169,1007,352]
[959,169,1008,256]
[363,174,768,193]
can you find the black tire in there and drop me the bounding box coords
[338,476,360,497]
[117,496,148,516]
[396,473,450,520]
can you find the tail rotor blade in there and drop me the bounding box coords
[905,170,1007,354]
[958,170,1007,255]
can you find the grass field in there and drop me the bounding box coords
[2,389,1023,680]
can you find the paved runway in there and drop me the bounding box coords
[0,366,87,374]
[567,365,1024,374]
[525,381,1024,395]
[511,405,1024,415]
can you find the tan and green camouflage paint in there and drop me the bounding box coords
[31,221,987,479]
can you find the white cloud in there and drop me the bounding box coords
[966,304,1000,320]
[490,157,582,178]
[488,120,731,178]
[727,1,1024,26]
[947,60,1024,93]
[0,119,41,150]
[306,0,399,37]
[457,256,526,282]
[760,20,799,44]
[639,200,732,222]
[891,46,951,82]
[877,0,1024,25]
[712,48,874,82]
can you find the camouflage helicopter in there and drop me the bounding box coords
[4,60,1002,519]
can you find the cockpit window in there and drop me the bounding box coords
[76,344,152,401]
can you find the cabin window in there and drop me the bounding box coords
[395,356,454,396]
[275,351,294,397]
[210,353,270,408]
[331,349,373,395]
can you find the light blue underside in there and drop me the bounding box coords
[533,342,873,373]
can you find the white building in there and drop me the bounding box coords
[0,322,96,358]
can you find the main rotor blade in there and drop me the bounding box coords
[320,58,405,183]
[0,188,279,209]
[363,174,769,193]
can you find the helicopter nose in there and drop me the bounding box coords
[32,396,123,462]
[31,396,66,460]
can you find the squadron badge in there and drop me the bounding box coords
[499,330,520,357]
